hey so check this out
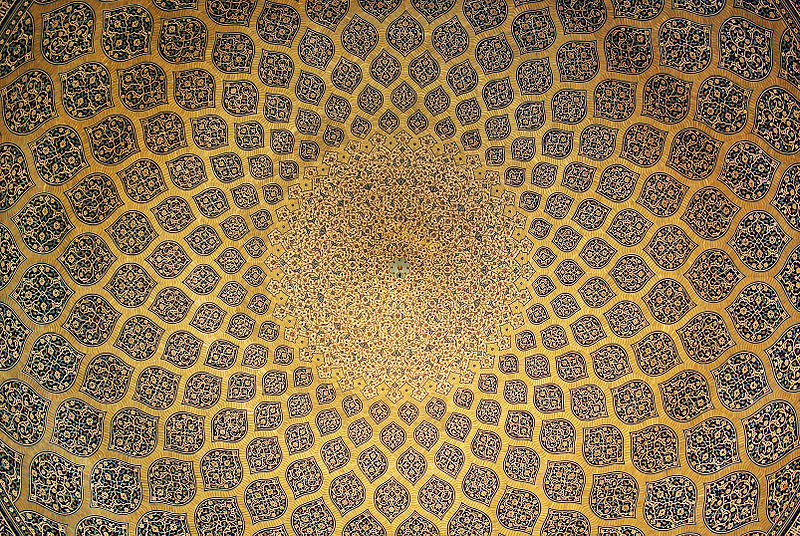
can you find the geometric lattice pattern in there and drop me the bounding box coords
[0,0,800,535]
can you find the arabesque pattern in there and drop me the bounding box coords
[0,0,799,535]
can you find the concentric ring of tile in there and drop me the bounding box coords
[0,0,800,535]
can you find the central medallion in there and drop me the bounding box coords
[274,134,531,399]
[389,258,410,278]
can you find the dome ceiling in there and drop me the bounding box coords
[0,0,799,535]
